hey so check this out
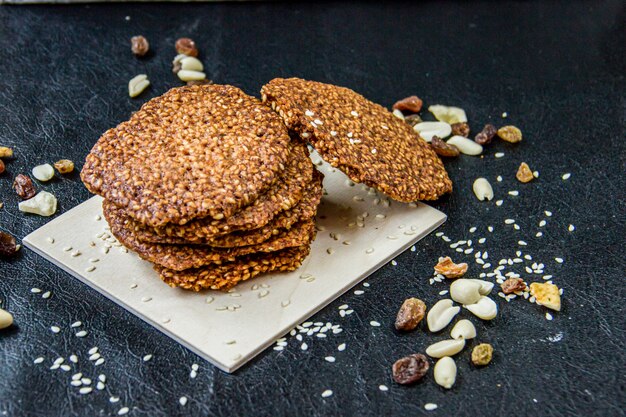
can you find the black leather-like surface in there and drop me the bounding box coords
[0,2,624,416]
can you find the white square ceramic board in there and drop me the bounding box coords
[23,155,446,373]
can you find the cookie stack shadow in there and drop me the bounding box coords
[81,85,323,291]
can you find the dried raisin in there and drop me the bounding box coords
[451,122,470,137]
[474,124,497,145]
[430,136,460,157]
[13,174,36,200]
[392,95,423,113]
[392,353,429,385]
[395,298,427,331]
[0,231,18,258]
[501,278,526,294]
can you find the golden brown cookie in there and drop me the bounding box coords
[107,208,315,270]
[81,84,292,227]
[261,78,452,201]
[106,169,324,247]
[155,245,311,291]
[119,141,314,242]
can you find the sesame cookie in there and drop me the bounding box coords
[155,245,311,291]
[106,205,315,270]
[108,169,324,246]
[261,78,452,201]
[81,84,292,227]
[119,141,314,242]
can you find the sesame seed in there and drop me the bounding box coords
[98,374,106,383]
[179,396,188,406]
[305,110,314,117]
[371,148,377,154]
[110,397,120,403]
[141,296,152,302]
[379,385,389,392]
[469,227,477,233]
[365,248,374,254]
[338,343,346,351]
[496,200,503,206]
[424,403,438,411]
[496,175,503,182]
[351,110,359,117]
[562,173,571,180]
[325,356,336,363]
[42,291,52,299]
[63,246,72,252]
[508,190,519,196]
[30,288,42,293]
[96,382,105,390]
[439,290,449,295]
[50,326,60,333]
[488,226,494,232]
[301,343,308,351]
[95,358,105,366]
[75,330,88,338]
[85,266,96,272]
[545,210,553,216]
[495,152,505,158]
[34,357,44,364]
[321,389,333,398]
[354,290,365,295]
[70,321,82,328]
[281,300,291,307]
[546,312,553,321]
[117,407,129,415]
[370,321,381,327]
[568,224,575,232]
[79,387,92,395]
[518,240,527,246]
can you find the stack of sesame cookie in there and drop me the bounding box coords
[81,84,323,291]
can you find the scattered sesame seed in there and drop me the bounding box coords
[496,200,503,206]
[110,397,120,403]
[369,321,381,327]
[305,110,314,117]
[179,396,188,406]
[70,321,82,328]
[545,210,552,216]
[424,403,438,411]
[469,227,477,233]
[354,290,365,295]
[562,173,571,180]
[301,343,308,351]
[34,357,44,364]
[508,190,519,196]
[42,291,52,299]
[321,389,333,398]
[142,354,153,362]
[555,257,564,263]
[379,385,389,392]
[496,175,503,182]
[338,343,346,351]
[79,387,92,395]
[391,260,398,266]
[546,312,553,321]
[85,266,96,272]
[141,296,152,302]
[325,356,336,363]
[495,152,505,158]
[518,240,527,246]
[281,300,291,308]
[117,407,129,415]
[51,326,61,333]
[351,110,359,117]
[75,330,88,338]
[439,290,449,295]
[95,358,105,366]
[568,224,575,232]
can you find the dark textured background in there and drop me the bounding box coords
[0,1,625,416]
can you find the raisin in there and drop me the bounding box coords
[434,256,468,278]
[516,162,534,183]
[392,95,423,113]
[395,298,427,331]
[0,231,18,258]
[0,159,4,174]
[392,353,429,385]
[130,35,150,57]
[474,124,497,145]
[13,174,36,200]
[54,159,75,174]
[501,277,526,294]
[451,122,470,137]
[430,136,460,157]
[471,343,493,366]
[404,114,423,127]
[497,125,523,143]
[175,38,199,57]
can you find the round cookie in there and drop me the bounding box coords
[261,78,452,201]
[121,141,314,241]
[107,169,324,247]
[155,245,311,291]
[107,210,315,271]
[81,84,292,227]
